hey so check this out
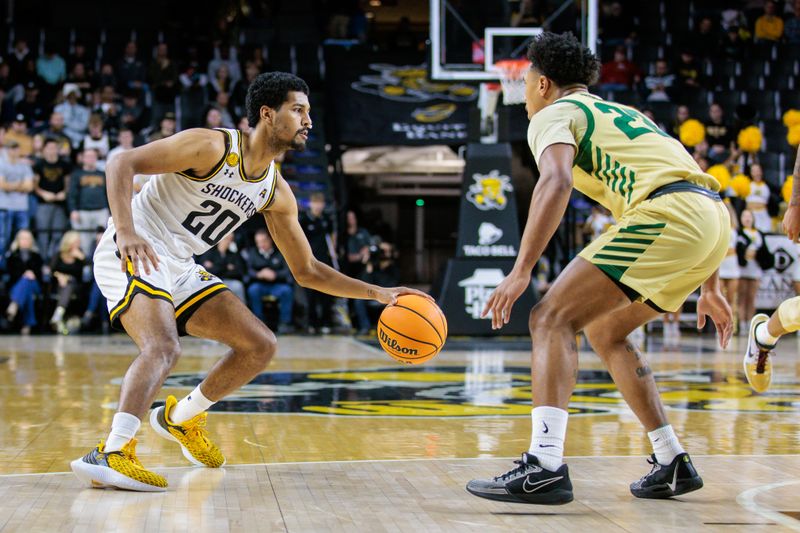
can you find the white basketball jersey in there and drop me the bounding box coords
[130,128,277,258]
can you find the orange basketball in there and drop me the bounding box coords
[377,295,448,364]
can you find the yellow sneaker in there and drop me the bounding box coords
[744,313,774,393]
[150,395,225,467]
[70,439,167,492]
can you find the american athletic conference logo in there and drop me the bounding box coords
[466,170,513,211]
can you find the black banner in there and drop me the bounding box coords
[439,143,537,335]
[325,46,478,145]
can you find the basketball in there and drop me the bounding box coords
[378,295,448,364]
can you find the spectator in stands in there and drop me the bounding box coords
[147,112,176,143]
[345,210,373,334]
[598,46,641,92]
[213,92,236,128]
[693,17,719,60]
[197,232,247,302]
[204,107,223,129]
[3,229,43,334]
[14,83,47,131]
[363,240,399,290]
[117,41,146,92]
[232,61,259,120]
[705,103,735,162]
[719,206,740,333]
[49,230,86,334]
[786,1,800,45]
[237,115,251,135]
[148,43,178,126]
[107,127,135,162]
[97,63,117,89]
[245,229,295,333]
[668,105,689,139]
[645,59,674,102]
[67,62,94,95]
[599,1,635,46]
[299,193,337,334]
[584,204,614,243]
[718,25,745,62]
[54,84,90,148]
[37,112,72,157]
[67,42,93,75]
[68,148,108,255]
[118,89,145,134]
[36,45,67,98]
[18,57,39,88]
[747,163,772,232]
[674,49,702,102]
[755,1,784,42]
[209,64,233,102]
[207,45,241,87]
[511,0,546,27]
[737,209,763,335]
[0,140,34,262]
[80,226,110,332]
[179,58,209,129]
[81,114,111,166]
[6,114,33,158]
[7,38,31,83]
[33,138,71,260]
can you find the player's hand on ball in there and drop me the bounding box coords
[375,287,434,306]
[116,229,160,276]
[696,289,733,349]
[482,271,529,330]
[783,204,800,242]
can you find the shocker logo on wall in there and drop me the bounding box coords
[351,64,477,104]
[466,170,513,211]
[134,367,800,417]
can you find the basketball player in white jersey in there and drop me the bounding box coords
[71,72,429,491]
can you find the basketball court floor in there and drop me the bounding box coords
[0,332,798,531]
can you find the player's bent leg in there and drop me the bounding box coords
[467,258,632,505]
[71,295,179,492]
[584,303,703,499]
[150,291,276,468]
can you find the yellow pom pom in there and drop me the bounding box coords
[783,176,794,203]
[737,126,763,153]
[707,164,732,190]
[679,119,705,147]
[731,174,752,198]
[788,124,800,147]
[783,109,800,128]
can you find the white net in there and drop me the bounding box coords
[494,59,530,105]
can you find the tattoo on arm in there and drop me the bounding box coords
[635,365,652,378]
[366,288,376,298]
[792,147,800,207]
[625,341,642,360]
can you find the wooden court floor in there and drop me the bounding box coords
[0,333,798,532]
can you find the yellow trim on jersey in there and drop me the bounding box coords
[256,170,278,212]
[109,280,173,322]
[176,129,232,182]
[174,283,228,319]
[237,130,270,183]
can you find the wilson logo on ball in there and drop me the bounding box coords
[379,329,419,355]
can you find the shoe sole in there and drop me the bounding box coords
[465,484,574,505]
[149,407,226,468]
[744,313,771,393]
[70,459,166,492]
[630,475,704,499]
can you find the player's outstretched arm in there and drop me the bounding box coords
[482,142,575,329]
[783,145,800,241]
[263,174,431,305]
[105,129,225,276]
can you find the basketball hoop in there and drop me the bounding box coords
[493,59,530,105]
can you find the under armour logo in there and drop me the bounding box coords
[224,169,234,178]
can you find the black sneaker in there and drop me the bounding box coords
[466,453,573,505]
[630,453,703,499]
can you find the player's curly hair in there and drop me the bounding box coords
[246,72,309,127]
[526,32,600,87]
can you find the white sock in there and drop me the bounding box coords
[648,424,685,465]
[51,306,65,323]
[104,412,141,452]
[528,406,568,471]
[755,322,779,347]
[170,385,216,424]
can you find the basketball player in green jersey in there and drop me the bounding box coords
[742,145,800,393]
[466,32,733,505]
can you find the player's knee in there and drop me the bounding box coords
[140,338,182,371]
[241,326,277,368]
[529,300,572,333]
